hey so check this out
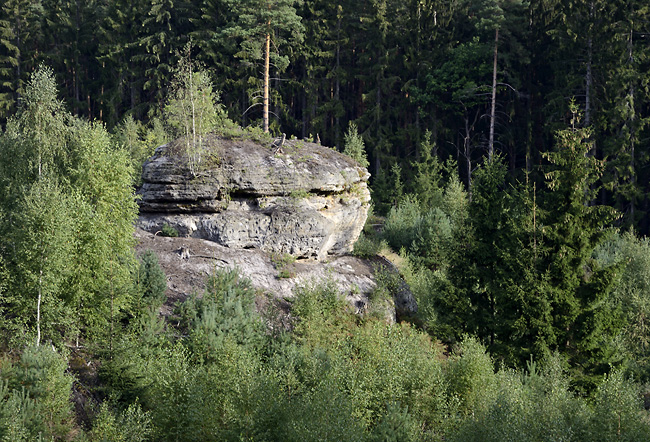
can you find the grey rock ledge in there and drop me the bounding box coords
[137,135,371,260]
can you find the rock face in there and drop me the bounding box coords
[134,228,398,323]
[137,135,371,260]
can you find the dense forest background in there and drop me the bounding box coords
[1,0,650,231]
[2,0,650,441]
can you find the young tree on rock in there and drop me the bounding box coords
[165,43,225,176]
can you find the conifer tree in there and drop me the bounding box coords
[97,0,150,124]
[223,0,304,132]
[540,103,622,387]
[0,0,43,121]
[342,122,368,168]
[41,0,101,119]
[135,0,194,113]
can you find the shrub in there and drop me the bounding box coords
[160,224,178,237]
[271,252,297,279]
[89,401,152,442]
[369,402,421,442]
[444,337,497,417]
[383,195,453,269]
[587,369,650,442]
[352,232,387,258]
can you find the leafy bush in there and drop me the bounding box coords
[271,252,297,279]
[89,401,152,442]
[587,369,650,441]
[383,195,453,269]
[291,280,351,347]
[595,232,650,381]
[353,232,388,258]
[444,337,498,417]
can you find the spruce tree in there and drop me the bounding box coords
[342,122,368,168]
[0,0,44,122]
[540,103,622,388]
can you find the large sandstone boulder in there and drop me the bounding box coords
[137,135,371,260]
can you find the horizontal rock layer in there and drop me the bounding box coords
[137,135,370,259]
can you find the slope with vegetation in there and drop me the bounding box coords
[1,3,650,440]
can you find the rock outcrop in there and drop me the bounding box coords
[137,135,371,260]
[134,228,399,324]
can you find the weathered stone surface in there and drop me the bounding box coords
[134,228,398,324]
[137,135,370,259]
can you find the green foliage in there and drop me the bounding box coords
[369,402,420,442]
[0,382,39,442]
[257,381,367,442]
[371,265,403,303]
[588,369,650,441]
[353,232,388,258]
[291,279,350,344]
[98,307,169,406]
[383,195,454,270]
[271,252,297,279]
[288,188,310,199]
[0,0,43,121]
[89,401,152,442]
[165,43,227,176]
[410,131,453,210]
[0,345,75,440]
[179,268,264,362]
[1,4,650,440]
[343,122,369,168]
[160,224,179,237]
[66,118,138,340]
[540,107,622,388]
[371,162,405,216]
[445,337,497,417]
[8,178,76,346]
[0,66,138,346]
[134,250,167,311]
[382,152,468,270]
[443,158,541,363]
[113,115,169,186]
[449,356,650,442]
[594,232,650,381]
